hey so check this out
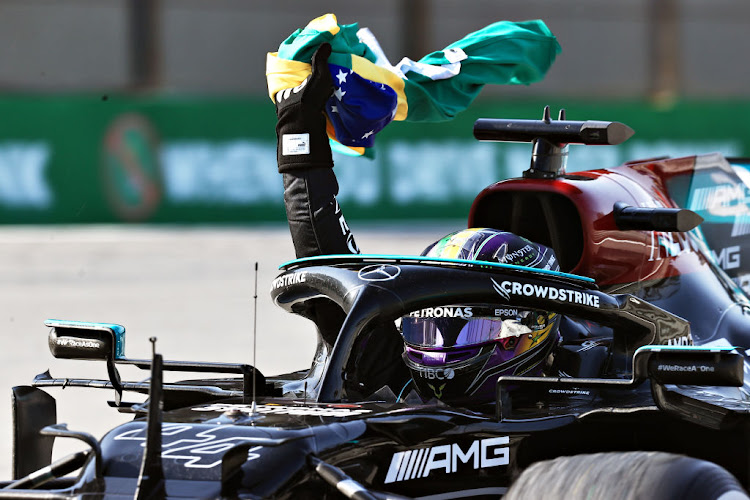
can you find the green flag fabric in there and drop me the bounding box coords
[267,14,560,155]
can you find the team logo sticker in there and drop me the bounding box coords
[384,436,510,483]
[358,264,401,282]
[491,278,600,308]
[416,366,455,380]
[271,272,307,290]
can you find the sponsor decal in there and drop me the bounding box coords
[54,338,101,349]
[358,264,401,282]
[712,246,741,271]
[334,198,360,253]
[114,424,262,469]
[281,133,310,156]
[548,388,591,396]
[408,307,520,319]
[271,272,307,290]
[689,176,750,293]
[491,278,600,308]
[689,183,748,218]
[416,367,455,380]
[409,307,472,318]
[428,382,446,398]
[657,364,715,373]
[191,403,372,417]
[384,437,510,483]
[666,335,693,346]
[496,244,533,264]
[494,308,519,317]
[649,230,702,261]
[492,280,511,300]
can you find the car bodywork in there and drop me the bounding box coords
[5,109,750,499]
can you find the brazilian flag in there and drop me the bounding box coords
[266,14,561,156]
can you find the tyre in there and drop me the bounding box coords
[504,451,748,500]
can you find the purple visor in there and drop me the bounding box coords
[401,306,542,349]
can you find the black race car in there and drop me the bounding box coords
[5,111,750,499]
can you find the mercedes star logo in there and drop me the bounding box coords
[358,264,402,282]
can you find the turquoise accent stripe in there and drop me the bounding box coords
[45,319,125,334]
[635,344,736,353]
[278,253,595,283]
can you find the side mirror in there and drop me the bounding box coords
[636,345,745,429]
[634,345,743,387]
[46,320,125,361]
[495,345,744,422]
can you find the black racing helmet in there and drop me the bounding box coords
[400,228,561,406]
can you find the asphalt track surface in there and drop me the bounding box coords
[0,222,460,479]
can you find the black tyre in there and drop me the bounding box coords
[504,451,748,500]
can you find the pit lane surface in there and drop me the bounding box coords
[0,223,458,478]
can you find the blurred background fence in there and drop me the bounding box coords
[1,0,749,224]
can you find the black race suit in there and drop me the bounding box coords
[282,168,410,399]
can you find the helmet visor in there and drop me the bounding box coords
[401,306,543,349]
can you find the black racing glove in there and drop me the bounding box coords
[274,43,334,173]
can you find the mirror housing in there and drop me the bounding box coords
[495,345,744,421]
[635,345,743,386]
[46,320,125,361]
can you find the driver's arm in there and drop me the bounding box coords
[272,45,409,398]
[274,43,359,258]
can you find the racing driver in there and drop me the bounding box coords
[272,43,573,407]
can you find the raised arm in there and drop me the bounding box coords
[274,43,359,258]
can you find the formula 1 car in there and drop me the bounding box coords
[5,107,750,499]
